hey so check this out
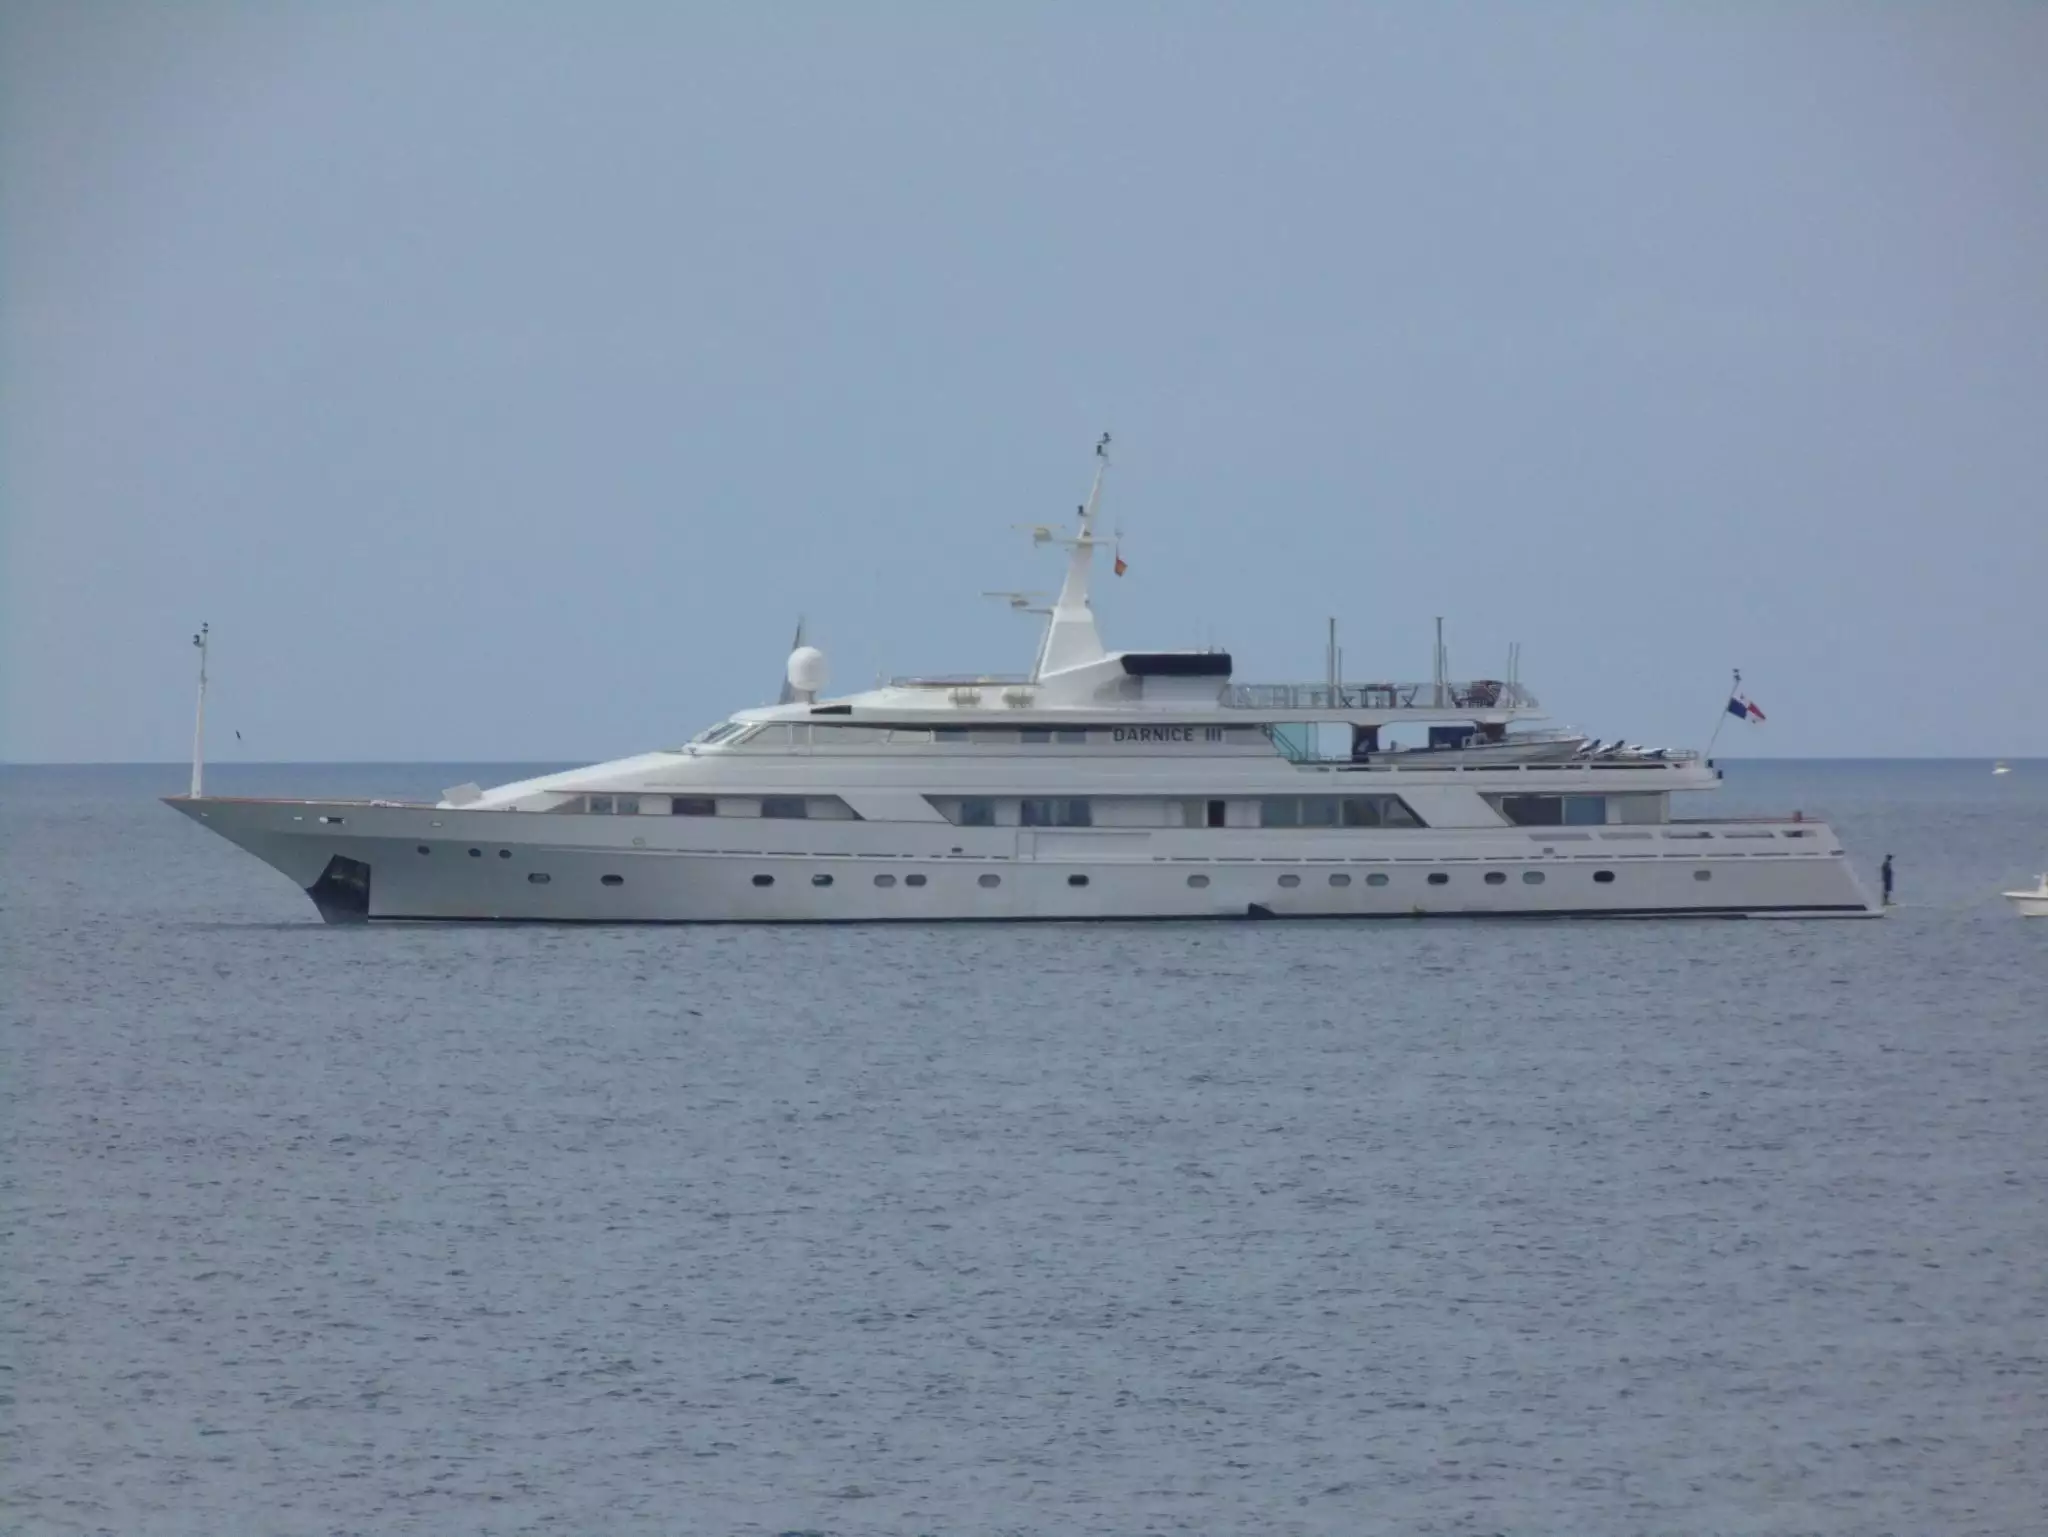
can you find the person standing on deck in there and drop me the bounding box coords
[1881,854,1895,906]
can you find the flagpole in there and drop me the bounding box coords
[1705,666,1737,760]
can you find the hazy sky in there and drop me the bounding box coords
[4,3,2044,763]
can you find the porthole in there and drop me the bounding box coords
[1329,873,1351,887]
[1067,874,1089,887]
[1366,873,1390,887]
[498,849,511,859]
[1522,871,1545,885]
[874,873,897,888]
[1278,873,1301,888]
[1484,871,1507,885]
[468,848,482,858]
[905,873,927,887]
[812,873,834,887]
[1427,872,1449,886]
[527,872,551,884]
[752,874,774,887]
[1694,869,1713,882]
[978,873,1001,888]
[1594,870,1616,884]
[1187,874,1210,888]
[416,845,430,855]
[601,874,623,887]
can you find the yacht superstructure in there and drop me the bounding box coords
[169,445,1878,922]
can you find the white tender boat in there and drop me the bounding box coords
[2004,876,2048,917]
[168,442,1880,924]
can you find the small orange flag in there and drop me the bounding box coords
[1113,545,1128,577]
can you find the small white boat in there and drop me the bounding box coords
[2003,875,2048,917]
[1993,761,2011,776]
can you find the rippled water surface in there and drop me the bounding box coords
[4,761,2045,1535]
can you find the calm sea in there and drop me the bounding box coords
[3,760,2044,1536]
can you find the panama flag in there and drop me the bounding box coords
[1727,693,1766,722]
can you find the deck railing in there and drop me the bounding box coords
[1226,679,1541,712]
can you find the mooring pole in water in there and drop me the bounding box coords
[190,623,209,798]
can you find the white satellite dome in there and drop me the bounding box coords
[786,644,828,696]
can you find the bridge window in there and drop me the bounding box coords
[933,728,969,742]
[1020,729,1052,744]
[672,797,716,816]
[588,795,614,815]
[959,798,997,827]
[761,797,808,819]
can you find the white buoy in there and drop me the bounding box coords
[786,644,827,701]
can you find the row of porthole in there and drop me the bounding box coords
[1198,868,1710,890]
[482,861,1710,891]
[522,867,1710,890]
[747,872,1082,890]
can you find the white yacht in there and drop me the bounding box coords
[169,445,1878,923]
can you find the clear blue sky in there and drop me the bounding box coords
[4,3,2043,762]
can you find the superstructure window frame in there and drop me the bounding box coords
[1259,795,1425,829]
[1020,798,1091,828]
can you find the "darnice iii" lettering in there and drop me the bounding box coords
[1111,726,1222,743]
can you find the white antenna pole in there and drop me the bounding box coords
[1434,616,1445,707]
[189,623,209,798]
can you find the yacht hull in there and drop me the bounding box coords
[169,797,1880,922]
